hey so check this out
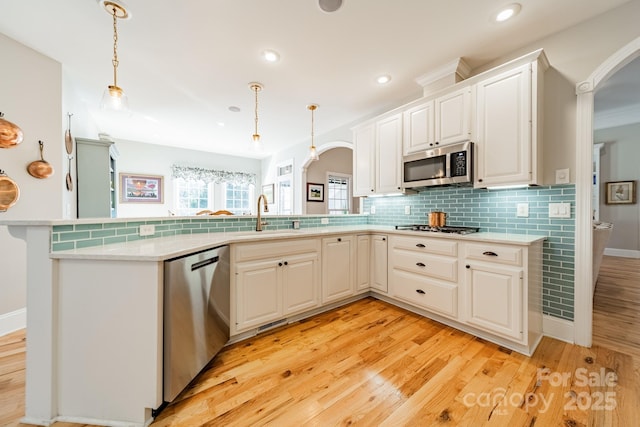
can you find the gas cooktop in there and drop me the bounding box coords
[394,224,480,235]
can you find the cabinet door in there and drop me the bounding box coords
[283,252,320,315]
[371,235,388,292]
[435,87,471,146]
[235,259,282,331]
[403,100,435,155]
[356,235,371,292]
[376,113,403,194]
[76,138,114,218]
[322,236,356,303]
[474,64,532,187]
[465,263,523,340]
[353,123,375,196]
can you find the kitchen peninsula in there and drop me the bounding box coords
[3,215,545,427]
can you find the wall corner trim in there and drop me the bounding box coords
[0,307,26,337]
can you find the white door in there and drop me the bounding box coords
[283,252,320,315]
[235,259,282,330]
[322,236,355,303]
[435,87,471,146]
[353,123,375,196]
[371,235,388,292]
[376,113,402,194]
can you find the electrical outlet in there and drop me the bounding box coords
[549,203,571,218]
[555,168,570,184]
[404,205,411,215]
[370,205,376,214]
[139,224,155,236]
[516,203,529,217]
[321,217,329,225]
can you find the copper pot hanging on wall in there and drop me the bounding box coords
[27,140,54,179]
[0,112,24,149]
[0,170,20,212]
[428,211,447,228]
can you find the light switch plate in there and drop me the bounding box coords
[404,205,411,215]
[549,202,571,218]
[370,205,376,214]
[139,224,155,236]
[555,168,570,184]
[321,217,329,224]
[517,203,529,217]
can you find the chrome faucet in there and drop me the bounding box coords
[256,194,269,231]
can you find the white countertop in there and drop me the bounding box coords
[49,225,546,261]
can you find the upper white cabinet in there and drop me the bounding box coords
[403,87,471,155]
[353,113,403,196]
[473,52,548,188]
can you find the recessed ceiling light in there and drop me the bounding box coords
[228,106,241,112]
[262,49,280,63]
[494,3,521,22]
[318,0,342,13]
[376,75,391,85]
[217,122,225,127]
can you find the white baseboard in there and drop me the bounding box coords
[0,307,26,337]
[543,314,574,344]
[604,248,640,258]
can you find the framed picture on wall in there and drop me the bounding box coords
[306,183,324,202]
[120,173,164,203]
[605,180,636,205]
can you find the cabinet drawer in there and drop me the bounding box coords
[391,269,457,317]
[390,235,458,256]
[391,248,457,282]
[234,238,320,262]
[464,243,522,267]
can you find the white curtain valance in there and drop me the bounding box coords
[171,165,256,186]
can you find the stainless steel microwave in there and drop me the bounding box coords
[402,140,473,189]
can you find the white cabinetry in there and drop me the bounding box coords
[233,239,320,333]
[322,235,356,303]
[388,235,459,318]
[403,87,471,155]
[356,235,371,292]
[353,113,402,196]
[463,242,540,344]
[473,51,548,188]
[371,234,388,293]
[76,138,117,218]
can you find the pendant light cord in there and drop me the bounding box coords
[254,86,259,138]
[111,7,119,87]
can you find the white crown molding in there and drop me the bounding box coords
[594,103,640,129]
[414,57,471,88]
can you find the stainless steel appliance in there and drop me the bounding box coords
[402,140,473,189]
[395,224,480,235]
[163,245,230,402]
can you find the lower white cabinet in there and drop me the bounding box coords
[233,239,320,334]
[371,234,388,293]
[322,235,356,303]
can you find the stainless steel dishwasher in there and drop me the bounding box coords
[163,245,230,402]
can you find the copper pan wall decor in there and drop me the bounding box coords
[0,170,20,212]
[27,140,54,179]
[0,112,24,149]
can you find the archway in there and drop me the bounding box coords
[574,36,640,347]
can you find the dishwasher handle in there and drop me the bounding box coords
[191,256,219,271]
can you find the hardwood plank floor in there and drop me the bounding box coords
[593,255,640,358]
[2,297,639,426]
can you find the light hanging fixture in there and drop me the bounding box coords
[99,0,131,112]
[249,82,263,143]
[307,104,319,161]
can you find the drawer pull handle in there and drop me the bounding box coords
[416,262,426,267]
[416,289,426,295]
[416,243,426,248]
[482,251,498,257]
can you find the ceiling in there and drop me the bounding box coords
[0,0,633,158]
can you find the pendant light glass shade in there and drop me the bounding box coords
[99,1,131,112]
[308,104,319,161]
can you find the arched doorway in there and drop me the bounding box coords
[574,36,640,347]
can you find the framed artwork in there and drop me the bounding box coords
[120,173,164,203]
[262,184,274,204]
[605,180,636,205]
[307,182,324,202]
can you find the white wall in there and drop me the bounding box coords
[596,122,640,252]
[0,33,63,325]
[115,139,262,217]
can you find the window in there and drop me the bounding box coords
[276,159,294,215]
[224,182,254,215]
[327,173,351,215]
[174,178,212,216]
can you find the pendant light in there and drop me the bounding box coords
[308,104,319,161]
[99,0,131,112]
[249,82,263,144]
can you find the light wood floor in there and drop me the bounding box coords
[593,255,640,359]
[2,297,639,427]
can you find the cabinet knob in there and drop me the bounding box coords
[382,238,386,241]
[416,262,426,267]
[416,289,426,295]
[435,141,439,145]
[284,261,288,266]
[278,262,283,267]
[478,178,483,183]
[466,265,471,269]
[416,243,426,248]
[371,189,374,192]
[482,251,498,257]
[337,238,342,242]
